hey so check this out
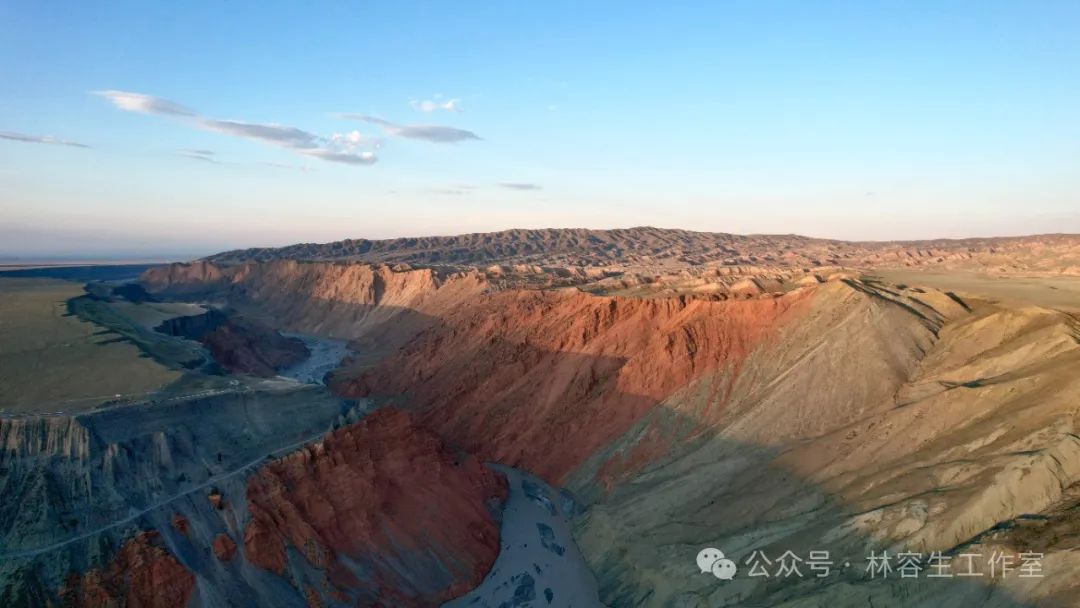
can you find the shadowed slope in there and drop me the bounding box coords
[244,408,507,607]
[570,291,1080,606]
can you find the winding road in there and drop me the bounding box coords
[0,426,330,560]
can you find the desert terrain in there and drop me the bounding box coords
[869,269,1080,313]
[1,228,1079,607]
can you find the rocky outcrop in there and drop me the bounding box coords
[169,514,188,536]
[200,322,308,376]
[0,416,89,464]
[153,308,228,338]
[212,533,237,561]
[243,407,507,607]
[155,309,309,376]
[0,417,95,557]
[0,384,349,580]
[58,530,195,608]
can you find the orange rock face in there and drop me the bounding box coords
[243,408,506,606]
[342,288,813,483]
[212,533,237,561]
[144,260,490,348]
[140,260,226,295]
[59,530,195,608]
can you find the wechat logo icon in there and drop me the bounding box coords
[697,547,737,581]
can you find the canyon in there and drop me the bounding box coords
[2,227,1080,607]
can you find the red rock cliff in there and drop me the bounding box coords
[243,407,506,607]
[341,287,813,483]
[59,530,195,608]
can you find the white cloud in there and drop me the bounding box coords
[410,97,461,113]
[330,130,382,148]
[95,90,194,116]
[302,148,377,165]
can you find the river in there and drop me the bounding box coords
[277,332,351,385]
[445,465,604,608]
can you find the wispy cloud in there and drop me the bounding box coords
[95,90,194,116]
[499,182,542,191]
[0,130,90,148]
[198,119,321,149]
[341,115,481,144]
[410,97,461,113]
[430,184,477,196]
[96,90,378,166]
[179,149,219,163]
[259,161,315,172]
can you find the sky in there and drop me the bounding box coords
[2,1,1079,259]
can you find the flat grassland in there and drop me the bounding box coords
[105,300,206,329]
[0,278,180,414]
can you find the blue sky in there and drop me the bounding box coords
[2,1,1079,258]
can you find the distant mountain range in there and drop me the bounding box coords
[205,226,1080,275]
